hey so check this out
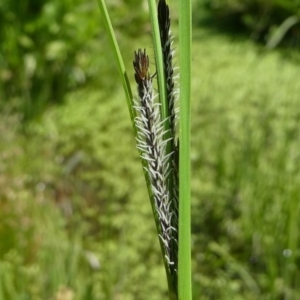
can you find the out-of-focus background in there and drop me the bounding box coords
[1,0,300,299]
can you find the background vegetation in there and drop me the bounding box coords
[196,0,300,45]
[1,0,300,299]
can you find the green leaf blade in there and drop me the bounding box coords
[96,0,135,127]
[178,0,192,299]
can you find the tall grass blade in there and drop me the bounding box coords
[177,0,192,298]
[147,0,169,134]
[96,0,136,126]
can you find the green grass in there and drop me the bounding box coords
[178,0,192,299]
[191,30,300,299]
[1,27,300,299]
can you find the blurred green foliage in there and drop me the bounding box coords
[195,0,300,44]
[0,89,167,299]
[1,0,300,299]
[191,31,300,298]
[0,0,147,119]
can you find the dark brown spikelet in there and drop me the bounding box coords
[133,49,150,97]
[158,0,177,138]
[158,0,179,291]
[158,0,171,50]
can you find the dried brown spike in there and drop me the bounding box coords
[133,49,150,85]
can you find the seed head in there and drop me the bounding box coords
[133,49,150,85]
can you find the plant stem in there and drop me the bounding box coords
[178,0,192,298]
[96,0,135,126]
[147,0,168,126]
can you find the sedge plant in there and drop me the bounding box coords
[97,0,191,299]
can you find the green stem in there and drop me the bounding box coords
[178,0,192,298]
[96,0,135,126]
[147,0,168,125]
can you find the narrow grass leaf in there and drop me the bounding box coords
[147,0,169,133]
[96,0,136,127]
[178,0,192,298]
